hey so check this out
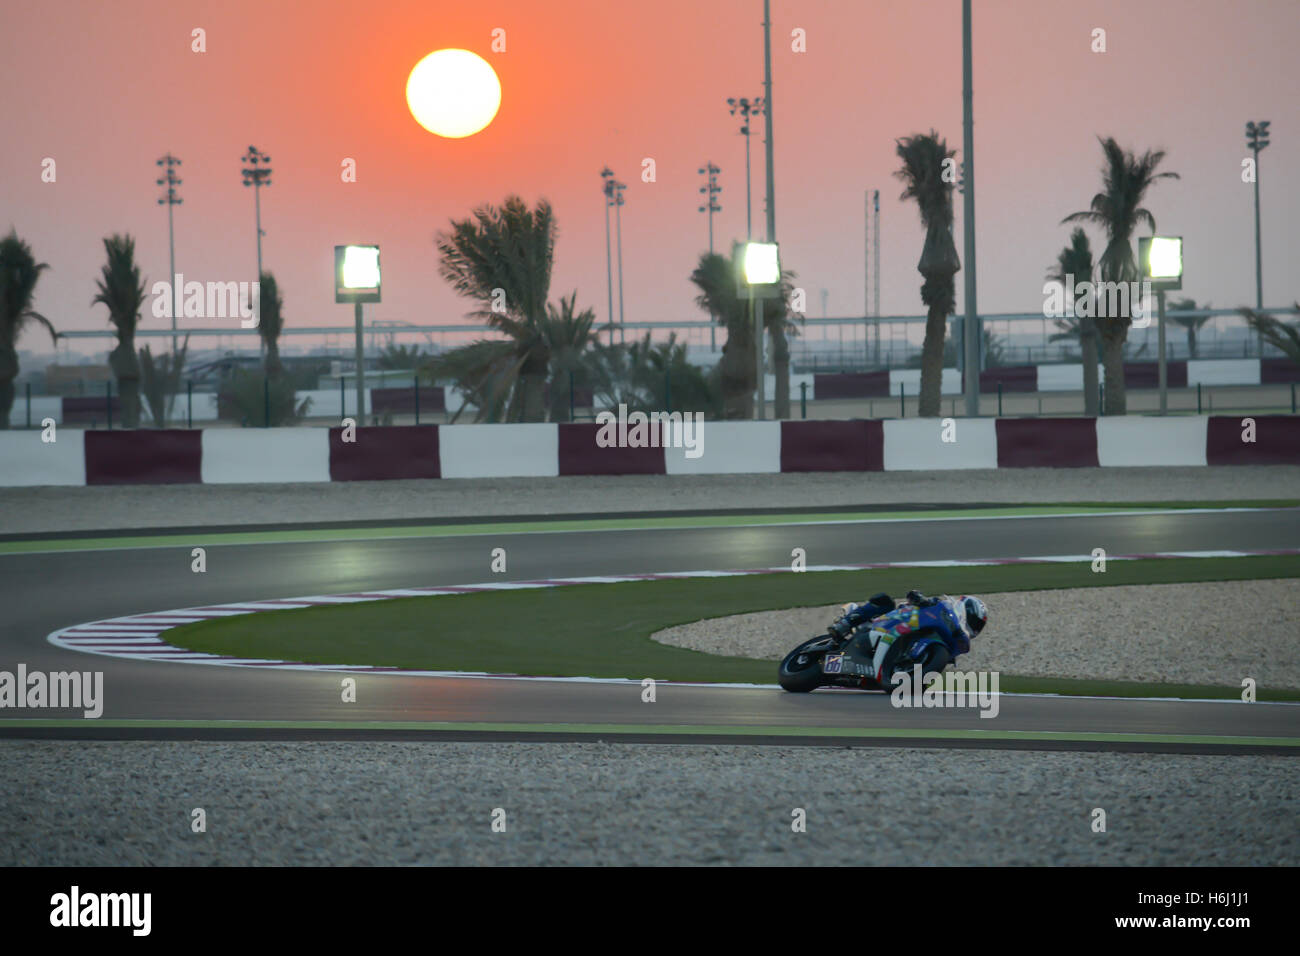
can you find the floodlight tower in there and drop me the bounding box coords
[156,153,182,332]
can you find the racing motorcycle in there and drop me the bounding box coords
[778,600,958,693]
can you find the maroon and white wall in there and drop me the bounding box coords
[2,416,1298,486]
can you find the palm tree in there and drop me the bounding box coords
[895,131,960,417]
[138,336,189,427]
[378,343,426,370]
[425,339,522,423]
[435,195,556,421]
[1167,297,1212,359]
[1241,304,1300,367]
[0,230,56,429]
[257,271,284,376]
[1047,227,1099,414]
[1063,137,1179,414]
[92,234,148,428]
[690,252,753,419]
[541,291,600,422]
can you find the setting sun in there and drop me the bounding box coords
[405,48,501,139]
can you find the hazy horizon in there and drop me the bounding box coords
[4,0,1297,357]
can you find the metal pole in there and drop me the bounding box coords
[997,381,1003,417]
[254,183,263,280]
[865,191,870,365]
[961,0,980,417]
[569,370,575,422]
[414,376,420,425]
[744,123,753,240]
[615,188,626,345]
[900,381,905,418]
[263,374,270,427]
[106,381,112,430]
[873,190,881,364]
[603,178,614,346]
[752,291,764,420]
[762,0,776,244]
[340,374,345,418]
[800,381,807,419]
[187,380,192,429]
[1157,289,1168,415]
[167,196,177,333]
[1253,143,1264,356]
[1196,382,1202,415]
[354,302,365,424]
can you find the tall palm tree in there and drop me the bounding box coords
[541,290,600,422]
[690,252,753,419]
[92,234,148,428]
[1167,297,1212,359]
[257,271,284,376]
[1047,227,1099,415]
[0,230,56,429]
[895,131,960,417]
[435,195,556,421]
[1063,137,1179,414]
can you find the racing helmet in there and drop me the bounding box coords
[962,596,988,635]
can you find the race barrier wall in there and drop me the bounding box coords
[1,415,1297,486]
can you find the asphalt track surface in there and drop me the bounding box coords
[4,507,1299,752]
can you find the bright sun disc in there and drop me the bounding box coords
[405,48,501,139]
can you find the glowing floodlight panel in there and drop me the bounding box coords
[1147,236,1182,279]
[742,241,781,285]
[1139,235,1182,291]
[335,245,381,303]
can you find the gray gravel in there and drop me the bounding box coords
[653,579,1300,688]
[2,741,1295,865]
[3,466,1298,534]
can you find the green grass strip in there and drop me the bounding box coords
[161,555,1300,696]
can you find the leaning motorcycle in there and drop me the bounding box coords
[778,602,956,693]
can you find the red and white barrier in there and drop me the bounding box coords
[1,416,1297,486]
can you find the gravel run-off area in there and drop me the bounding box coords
[653,579,1300,688]
[2,742,1296,866]
[3,466,1298,534]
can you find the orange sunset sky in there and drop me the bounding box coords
[3,0,1297,357]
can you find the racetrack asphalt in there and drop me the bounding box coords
[3,507,1298,751]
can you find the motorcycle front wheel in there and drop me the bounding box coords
[778,635,835,693]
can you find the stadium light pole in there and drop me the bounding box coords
[613,180,627,345]
[1246,120,1270,355]
[1139,235,1183,416]
[600,168,616,346]
[727,96,764,240]
[335,245,381,424]
[698,162,722,254]
[961,0,980,416]
[736,240,781,420]
[156,153,182,334]
[699,162,722,351]
[240,146,272,282]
